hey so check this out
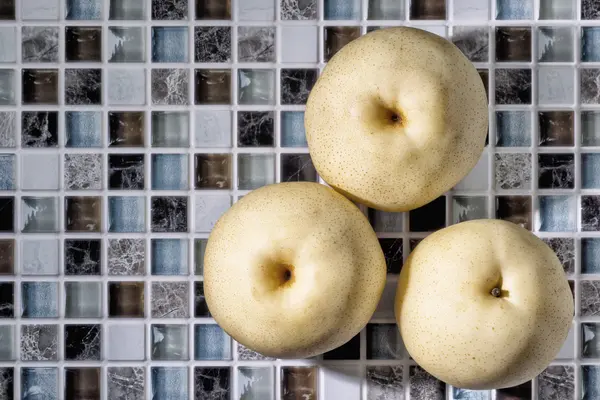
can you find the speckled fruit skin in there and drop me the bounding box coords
[204,182,387,359]
[305,27,488,212]
[395,219,574,389]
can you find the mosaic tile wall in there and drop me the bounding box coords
[0,0,596,398]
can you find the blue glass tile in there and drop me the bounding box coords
[538,196,576,232]
[582,238,600,274]
[452,387,492,400]
[0,154,15,190]
[65,111,102,148]
[151,239,188,275]
[66,0,102,20]
[324,0,361,20]
[496,111,531,147]
[496,0,532,19]
[583,153,600,188]
[281,111,307,147]
[22,367,58,400]
[583,366,600,400]
[21,282,58,318]
[152,27,189,63]
[151,367,188,400]
[151,154,188,190]
[194,324,232,361]
[582,27,600,62]
[109,196,145,233]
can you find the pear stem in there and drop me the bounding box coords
[490,287,501,297]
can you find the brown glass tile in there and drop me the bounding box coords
[65,197,102,232]
[324,27,361,62]
[496,195,532,230]
[495,27,532,62]
[109,282,145,317]
[496,381,532,400]
[0,0,14,20]
[538,111,574,146]
[478,69,489,102]
[65,27,102,62]
[195,69,231,105]
[410,0,446,19]
[65,368,100,400]
[0,239,14,275]
[22,69,58,104]
[281,367,318,399]
[196,0,231,20]
[194,154,232,189]
[108,111,145,147]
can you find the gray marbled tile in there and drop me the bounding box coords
[151,69,189,105]
[22,111,58,147]
[583,0,600,19]
[151,196,188,232]
[152,0,187,20]
[0,369,12,400]
[281,154,318,182]
[280,69,318,105]
[281,0,317,20]
[64,154,102,190]
[238,111,274,146]
[195,27,231,62]
[22,27,59,63]
[108,367,145,400]
[65,240,101,275]
[64,324,101,361]
[537,365,574,400]
[108,239,145,276]
[538,154,574,189]
[452,26,489,62]
[237,343,275,361]
[367,324,403,360]
[65,69,102,105]
[195,368,230,400]
[107,27,145,62]
[542,238,574,274]
[367,366,404,400]
[581,69,600,104]
[409,366,445,400]
[151,281,189,318]
[109,154,144,189]
[0,112,15,148]
[581,280,600,316]
[20,324,58,361]
[238,26,275,62]
[495,69,532,104]
[495,153,532,189]
[582,196,600,231]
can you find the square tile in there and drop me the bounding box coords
[238,153,275,190]
[22,69,56,104]
[151,281,189,318]
[108,239,145,276]
[582,366,600,400]
[22,0,59,20]
[582,281,600,316]
[495,153,532,189]
[281,0,317,20]
[152,0,188,20]
[108,196,145,232]
[281,111,307,147]
[538,195,576,232]
[21,282,58,318]
[65,196,102,232]
[197,0,231,19]
[107,324,145,361]
[537,366,574,400]
[0,240,14,275]
[367,366,404,399]
[582,111,600,146]
[151,324,189,360]
[21,239,59,275]
[583,153,600,189]
[581,68,600,104]
[153,367,188,400]
[64,281,102,318]
[281,154,318,182]
[367,323,404,359]
[280,26,318,63]
[409,196,446,232]
[152,111,189,147]
[64,324,101,360]
[379,239,403,274]
[65,27,101,62]
[108,69,145,105]
[282,367,318,399]
[453,388,492,399]
[151,69,189,105]
[0,112,16,148]
[194,194,231,232]
[109,154,145,189]
[107,26,145,62]
[195,69,231,104]
[538,66,574,105]
[0,69,14,105]
[65,68,102,105]
[323,334,360,360]
[0,154,14,190]
[194,239,207,276]
[194,324,232,360]
[453,0,488,19]
[22,368,58,399]
[0,1,14,19]
[238,27,275,62]
[496,0,532,19]
[108,282,144,317]
[152,154,188,190]
[194,110,231,147]
[152,239,188,275]
[238,367,274,400]
[22,27,57,63]
[496,195,532,230]
[495,27,531,62]
[66,0,102,19]
[539,0,573,19]
[151,196,188,232]
[280,69,318,105]
[410,367,446,400]
[194,27,231,62]
[539,153,575,190]
[238,69,275,105]
[495,69,532,104]
[194,154,232,189]
[238,0,269,20]
[409,0,445,19]
[582,323,600,357]
[0,283,13,318]
[583,0,600,19]
[108,111,145,147]
[325,27,360,62]
[539,111,574,146]
[194,281,210,316]
[20,153,59,190]
[453,196,488,223]
[582,238,600,274]
[325,0,361,19]
[64,154,102,190]
[21,112,58,147]
[152,27,189,62]
[368,209,403,232]
[539,27,573,62]
[65,111,102,147]
[452,26,489,62]
[108,367,145,400]
[0,197,13,232]
[22,196,59,233]
[368,0,404,19]
[454,153,489,190]
[543,238,574,274]
[109,0,146,19]
[64,368,100,400]
[20,324,58,361]
[65,240,101,275]
[496,111,531,147]
[238,111,274,146]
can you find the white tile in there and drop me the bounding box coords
[195,110,232,147]
[324,366,361,400]
[453,0,489,19]
[556,324,575,359]
[0,28,16,63]
[22,0,60,20]
[281,26,318,63]
[419,25,447,38]
[537,66,574,105]
[238,0,275,21]
[21,153,60,190]
[195,194,232,233]
[454,152,489,191]
[21,239,59,275]
[108,69,146,105]
[107,324,146,361]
